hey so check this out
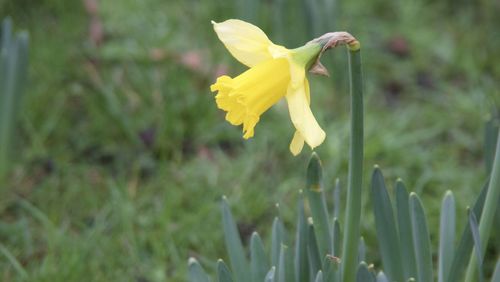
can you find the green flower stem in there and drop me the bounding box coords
[341,47,364,282]
[465,129,500,282]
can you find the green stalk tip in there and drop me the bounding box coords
[347,41,361,51]
[188,257,197,265]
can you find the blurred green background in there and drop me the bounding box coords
[0,0,499,281]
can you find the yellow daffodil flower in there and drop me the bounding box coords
[210,19,326,155]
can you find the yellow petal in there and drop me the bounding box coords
[304,77,311,104]
[289,78,311,156]
[210,58,291,139]
[212,19,275,67]
[289,131,305,156]
[288,58,306,89]
[286,69,325,149]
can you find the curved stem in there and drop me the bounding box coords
[340,47,364,282]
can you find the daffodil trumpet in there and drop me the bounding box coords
[210,19,359,155]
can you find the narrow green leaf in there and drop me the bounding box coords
[217,259,234,282]
[468,211,485,282]
[0,46,6,94]
[371,168,404,282]
[447,181,488,282]
[271,216,285,267]
[188,258,211,282]
[0,20,28,182]
[315,270,324,282]
[395,180,417,280]
[376,272,389,282]
[285,241,295,282]
[251,232,269,282]
[0,23,15,180]
[1,18,12,50]
[438,191,455,282]
[465,129,500,282]
[333,178,341,219]
[221,196,249,282]
[12,32,29,114]
[2,37,20,121]
[307,218,322,279]
[277,245,286,282]
[330,219,342,282]
[322,255,340,282]
[295,191,309,282]
[306,153,332,258]
[274,243,294,282]
[485,117,498,172]
[0,46,7,181]
[491,259,500,282]
[265,267,276,282]
[357,237,365,263]
[356,262,376,282]
[410,193,433,282]
[331,218,341,257]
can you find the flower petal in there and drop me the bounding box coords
[289,131,305,155]
[289,78,311,156]
[286,74,325,149]
[211,58,291,140]
[304,77,311,104]
[212,19,275,67]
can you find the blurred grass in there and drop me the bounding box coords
[0,0,499,281]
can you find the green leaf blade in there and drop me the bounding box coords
[370,167,404,282]
[357,237,365,264]
[265,267,276,282]
[251,232,269,282]
[306,153,332,258]
[438,191,456,282]
[446,181,488,282]
[395,180,417,280]
[491,259,500,282]
[331,218,341,258]
[322,255,340,282]
[221,197,250,282]
[277,245,286,282]
[410,193,433,282]
[315,270,324,282]
[468,211,485,282]
[376,272,389,282]
[307,219,322,279]
[188,258,211,282]
[271,216,285,267]
[295,192,309,282]
[217,259,234,282]
[356,262,376,282]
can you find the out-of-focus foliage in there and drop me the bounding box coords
[0,18,29,183]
